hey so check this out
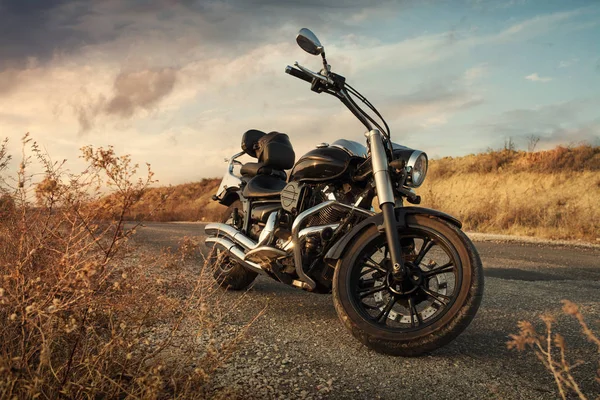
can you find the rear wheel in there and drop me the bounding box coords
[208,200,258,290]
[333,214,483,356]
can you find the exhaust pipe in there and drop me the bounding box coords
[205,223,257,250]
[205,236,265,275]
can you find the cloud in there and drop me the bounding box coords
[474,99,600,149]
[105,68,177,118]
[525,72,552,82]
[0,0,94,68]
[464,64,488,85]
[558,58,579,68]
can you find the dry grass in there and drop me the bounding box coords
[508,301,600,400]
[420,145,600,241]
[100,144,600,241]
[99,178,225,223]
[0,135,258,399]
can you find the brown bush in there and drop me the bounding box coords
[508,301,600,399]
[0,135,256,399]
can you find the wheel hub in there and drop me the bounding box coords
[386,265,423,295]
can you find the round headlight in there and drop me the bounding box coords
[406,151,428,187]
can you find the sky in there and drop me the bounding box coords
[0,0,599,184]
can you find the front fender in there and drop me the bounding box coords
[324,207,462,262]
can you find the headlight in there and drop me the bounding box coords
[406,151,428,187]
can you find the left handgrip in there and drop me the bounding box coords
[285,66,313,83]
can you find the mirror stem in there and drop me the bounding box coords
[321,52,330,74]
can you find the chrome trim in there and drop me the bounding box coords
[367,129,395,205]
[216,151,244,199]
[406,151,428,188]
[245,245,287,262]
[330,139,368,158]
[257,212,277,246]
[298,224,339,239]
[205,237,265,275]
[291,200,374,290]
[205,223,257,250]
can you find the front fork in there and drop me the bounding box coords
[366,129,407,281]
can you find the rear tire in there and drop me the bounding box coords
[333,214,483,356]
[208,200,258,290]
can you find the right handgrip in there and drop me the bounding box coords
[285,66,313,83]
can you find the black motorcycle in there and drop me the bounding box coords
[206,28,483,356]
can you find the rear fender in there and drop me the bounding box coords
[324,207,462,262]
[218,189,243,206]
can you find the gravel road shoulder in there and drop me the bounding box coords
[132,222,600,399]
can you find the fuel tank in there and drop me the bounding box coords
[289,140,367,183]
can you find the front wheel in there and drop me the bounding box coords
[333,214,484,356]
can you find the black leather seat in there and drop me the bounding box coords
[239,130,295,198]
[242,174,287,198]
[240,162,286,180]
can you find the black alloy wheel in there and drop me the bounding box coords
[351,229,461,332]
[333,214,483,356]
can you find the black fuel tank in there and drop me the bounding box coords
[289,146,351,182]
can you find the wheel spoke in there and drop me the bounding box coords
[358,277,378,287]
[359,284,387,299]
[421,287,450,305]
[408,296,422,327]
[376,297,397,323]
[414,238,435,266]
[364,257,388,274]
[360,300,380,310]
[359,268,384,278]
[423,262,454,277]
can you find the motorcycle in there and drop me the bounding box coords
[206,28,483,356]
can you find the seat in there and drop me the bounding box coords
[240,162,287,180]
[241,130,295,169]
[242,174,287,198]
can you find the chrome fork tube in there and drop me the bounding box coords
[366,129,406,280]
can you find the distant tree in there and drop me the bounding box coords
[527,135,540,152]
[504,137,516,152]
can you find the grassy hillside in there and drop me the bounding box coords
[419,145,599,242]
[121,178,224,222]
[123,145,600,242]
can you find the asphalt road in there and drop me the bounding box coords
[133,222,600,399]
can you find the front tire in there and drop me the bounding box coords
[333,214,483,356]
[208,200,258,290]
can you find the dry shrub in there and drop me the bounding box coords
[0,135,258,399]
[508,301,600,400]
[430,145,600,179]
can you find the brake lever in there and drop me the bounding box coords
[294,62,333,84]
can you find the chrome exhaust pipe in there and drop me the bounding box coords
[205,236,265,275]
[205,223,257,250]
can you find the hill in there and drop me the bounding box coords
[121,145,600,242]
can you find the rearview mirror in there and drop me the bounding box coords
[296,28,324,56]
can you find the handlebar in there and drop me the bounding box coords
[285,61,388,142]
[285,65,313,83]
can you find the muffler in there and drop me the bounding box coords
[205,236,265,275]
[205,223,257,250]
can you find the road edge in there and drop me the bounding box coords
[466,231,600,249]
